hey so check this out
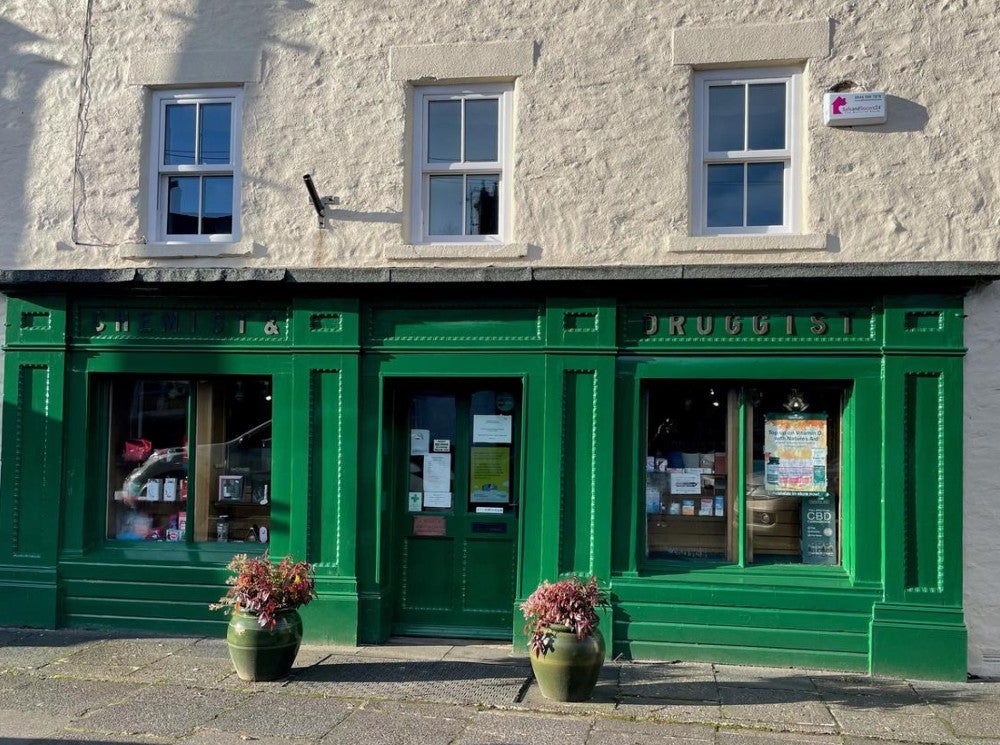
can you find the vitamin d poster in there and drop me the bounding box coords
[470,446,510,503]
[763,413,828,496]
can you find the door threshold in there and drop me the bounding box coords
[357,635,524,665]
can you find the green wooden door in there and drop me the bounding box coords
[391,380,520,638]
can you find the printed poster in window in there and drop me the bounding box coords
[470,446,510,503]
[763,413,828,496]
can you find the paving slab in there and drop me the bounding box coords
[205,692,355,738]
[614,698,725,724]
[719,685,838,732]
[829,704,963,744]
[0,676,139,716]
[40,729,175,744]
[0,630,108,672]
[716,729,843,745]
[287,655,530,706]
[714,664,821,693]
[124,652,235,686]
[587,717,716,744]
[456,710,594,745]
[0,707,75,738]
[320,700,472,744]
[73,685,248,737]
[182,730,315,745]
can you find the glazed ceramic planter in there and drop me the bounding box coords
[528,624,605,702]
[226,608,303,681]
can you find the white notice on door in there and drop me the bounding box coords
[422,453,451,492]
[410,429,430,454]
[423,491,452,508]
[472,415,512,444]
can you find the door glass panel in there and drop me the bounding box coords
[745,382,843,565]
[469,389,516,513]
[409,394,456,510]
[645,382,731,561]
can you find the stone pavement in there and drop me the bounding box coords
[1,628,999,744]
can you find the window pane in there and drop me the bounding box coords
[745,383,843,566]
[106,377,272,545]
[198,102,232,164]
[200,378,272,544]
[107,378,190,541]
[201,176,233,234]
[166,176,200,235]
[645,383,731,562]
[746,162,784,226]
[163,104,196,164]
[466,174,499,235]
[427,100,461,163]
[706,163,744,228]
[748,83,786,150]
[464,98,499,162]
[428,175,464,235]
[707,85,744,151]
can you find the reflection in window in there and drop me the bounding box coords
[106,376,271,545]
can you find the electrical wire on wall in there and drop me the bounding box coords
[72,0,145,247]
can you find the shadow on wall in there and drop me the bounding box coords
[0,19,69,252]
[878,95,929,134]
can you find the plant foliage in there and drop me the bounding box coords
[211,552,316,630]
[520,575,608,657]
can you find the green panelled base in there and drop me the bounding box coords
[0,573,57,627]
[870,603,968,681]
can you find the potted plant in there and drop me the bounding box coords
[520,575,609,702]
[211,552,316,681]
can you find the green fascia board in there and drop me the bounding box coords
[3,294,67,348]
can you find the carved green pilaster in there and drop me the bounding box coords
[0,295,68,626]
[872,296,966,680]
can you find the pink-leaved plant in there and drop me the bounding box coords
[520,575,608,657]
[211,552,315,630]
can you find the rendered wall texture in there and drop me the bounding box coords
[963,282,1000,678]
[0,0,997,269]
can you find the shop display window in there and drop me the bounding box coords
[644,380,844,565]
[106,376,271,544]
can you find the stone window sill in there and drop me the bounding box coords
[384,243,529,260]
[667,234,829,253]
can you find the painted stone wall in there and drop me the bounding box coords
[0,0,997,269]
[964,282,1000,678]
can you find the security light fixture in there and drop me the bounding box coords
[302,174,337,228]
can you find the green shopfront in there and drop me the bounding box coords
[0,277,970,680]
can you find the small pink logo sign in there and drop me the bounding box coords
[832,96,847,115]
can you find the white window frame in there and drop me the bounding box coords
[148,88,243,244]
[692,67,802,236]
[410,84,513,245]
